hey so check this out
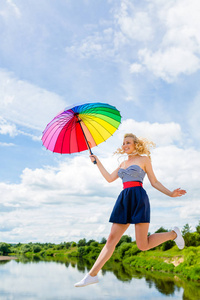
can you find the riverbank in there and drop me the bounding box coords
[1,234,200,282]
[9,243,200,282]
[0,256,17,261]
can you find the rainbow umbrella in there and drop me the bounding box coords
[42,102,121,161]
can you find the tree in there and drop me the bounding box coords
[78,246,86,256]
[161,240,174,251]
[0,243,11,255]
[100,237,107,244]
[182,223,191,236]
[155,227,168,233]
[90,242,98,247]
[87,239,96,246]
[118,242,132,259]
[21,244,32,253]
[65,242,71,249]
[77,238,86,247]
[117,235,132,247]
[182,223,192,247]
[196,221,200,234]
[33,245,42,253]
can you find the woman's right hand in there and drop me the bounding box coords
[90,154,98,164]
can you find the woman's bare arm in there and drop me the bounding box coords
[144,157,186,197]
[90,155,120,183]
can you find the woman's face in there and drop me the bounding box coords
[122,137,135,154]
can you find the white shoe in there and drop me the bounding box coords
[74,273,99,287]
[172,226,185,250]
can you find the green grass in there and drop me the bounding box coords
[122,245,200,282]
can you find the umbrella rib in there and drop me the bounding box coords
[81,111,121,127]
[43,115,74,144]
[43,122,64,151]
[60,118,75,154]
[75,119,81,153]
[69,118,76,154]
[83,115,116,137]
[81,116,111,142]
[89,114,120,128]
[80,104,121,120]
[78,118,93,154]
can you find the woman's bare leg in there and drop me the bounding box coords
[135,223,177,251]
[89,223,130,276]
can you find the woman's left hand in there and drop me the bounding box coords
[171,188,187,197]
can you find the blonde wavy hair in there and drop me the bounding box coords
[114,133,156,159]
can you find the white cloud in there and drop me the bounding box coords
[0,142,15,147]
[139,47,200,82]
[117,119,183,146]
[114,1,154,43]
[7,0,21,18]
[65,29,115,59]
[136,0,200,81]
[0,0,21,19]
[0,69,67,131]
[0,117,17,137]
[188,93,200,140]
[65,0,154,60]
[63,0,200,83]
[0,119,198,243]
[130,63,143,74]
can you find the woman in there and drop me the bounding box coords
[74,133,186,287]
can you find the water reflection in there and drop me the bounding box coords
[0,257,199,300]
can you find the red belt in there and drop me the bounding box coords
[123,181,143,189]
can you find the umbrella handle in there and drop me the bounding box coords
[90,150,97,164]
[76,116,97,164]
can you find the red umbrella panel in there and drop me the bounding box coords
[42,102,121,154]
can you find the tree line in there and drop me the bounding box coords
[0,221,199,256]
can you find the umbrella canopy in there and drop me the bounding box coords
[42,102,121,154]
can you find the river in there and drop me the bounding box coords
[0,258,199,300]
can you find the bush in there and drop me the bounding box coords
[87,239,96,246]
[67,251,79,258]
[175,263,200,281]
[118,242,132,259]
[33,245,42,253]
[130,245,141,256]
[85,246,92,254]
[77,238,86,247]
[78,246,86,256]
[0,243,11,255]
[161,240,175,251]
[21,244,32,253]
[185,251,196,266]
[117,235,132,247]
[64,242,71,249]
[89,247,101,259]
[54,244,65,250]
[45,250,54,256]
[90,242,98,247]
[128,257,175,273]
[71,242,76,247]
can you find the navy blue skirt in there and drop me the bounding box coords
[109,186,150,224]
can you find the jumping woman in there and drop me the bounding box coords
[74,133,186,287]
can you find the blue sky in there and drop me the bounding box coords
[0,0,200,243]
